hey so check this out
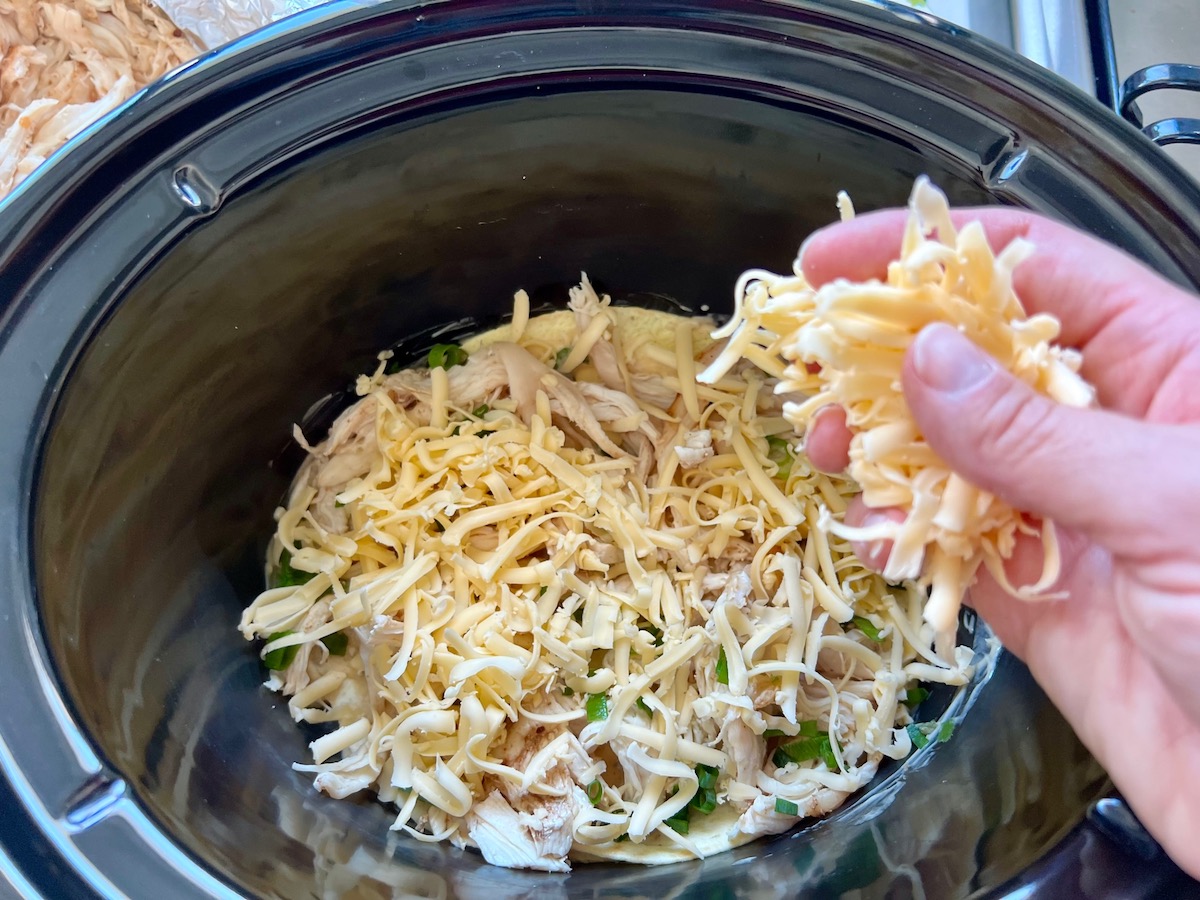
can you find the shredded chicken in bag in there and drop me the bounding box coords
[240,274,973,870]
[0,0,197,197]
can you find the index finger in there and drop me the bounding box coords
[797,207,1200,415]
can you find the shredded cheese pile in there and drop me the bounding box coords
[240,276,972,871]
[698,178,1095,635]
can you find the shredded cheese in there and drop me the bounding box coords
[699,177,1094,637]
[240,268,974,871]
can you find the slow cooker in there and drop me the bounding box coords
[2,1,1199,897]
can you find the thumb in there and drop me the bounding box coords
[901,323,1197,559]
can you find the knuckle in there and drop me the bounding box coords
[976,382,1061,466]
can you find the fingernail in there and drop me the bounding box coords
[912,323,995,394]
[810,404,836,424]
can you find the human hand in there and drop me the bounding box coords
[799,208,1200,879]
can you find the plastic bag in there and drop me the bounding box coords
[154,0,330,50]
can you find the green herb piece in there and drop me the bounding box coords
[572,606,584,624]
[538,586,548,597]
[472,404,490,418]
[819,741,838,769]
[851,615,883,641]
[587,780,604,804]
[695,763,719,791]
[272,549,315,588]
[636,697,653,718]
[263,631,299,670]
[798,720,820,737]
[561,686,575,697]
[664,806,691,835]
[774,797,799,816]
[690,787,717,815]
[904,687,930,707]
[586,693,609,722]
[764,728,789,738]
[907,719,955,750]
[614,833,631,843]
[554,347,571,369]
[334,500,345,508]
[715,646,729,685]
[641,622,664,646]
[428,343,469,369]
[320,632,349,656]
[772,727,838,770]
[766,435,794,480]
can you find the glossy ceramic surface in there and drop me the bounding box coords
[2,1,1200,898]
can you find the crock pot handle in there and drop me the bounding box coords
[1118,63,1200,146]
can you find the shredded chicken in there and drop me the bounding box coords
[675,428,714,469]
[0,0,197,197]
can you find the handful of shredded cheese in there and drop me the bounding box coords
[698,178,1095,636]
[239,271,974,871]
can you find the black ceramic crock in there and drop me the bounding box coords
[1,1,1200,898]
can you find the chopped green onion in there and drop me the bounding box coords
[772,726,838,770]
[334,499,345,508]
[695,763,719,791]
[766,435,794,480]
[614,833,631,843]
[263,631,299,670]
[904,687,930,707]
[471,404,490,418]
[586,693,609,722]
[690,787,717,815]
[851,615,883,641]
[906,723,930,750]
[664,806,691,834]
[818,741,838,770]
[428,343,469,369]
[538,586,548,597]
[561,686,575,697]
[908,719,955,751]
[774,797,799,816]
[272,549,315,588]
[636,697,653,718]
[715,646,729,685]
[554,347,571,369]
[764,728,789,738]
[320,632,349,656]
[587,780,604,804]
